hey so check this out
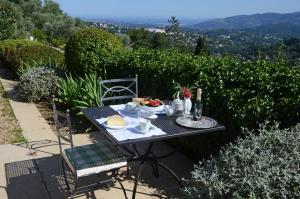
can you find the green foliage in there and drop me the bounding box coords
[57,73,100,110]
[32,28,46,41]
[62,34,300,155]
[17,60,63,77]
[4,0,86,46]
[165,16,181,36]
[165,16,183,48]
[105,48,300,131]
[128,28,153,49]
[42,0,62,15]
[184,123,300,199]
[0,39,64,75]
[65,28,124,76]
[18,66,60,102]
[0,39,39,67]
[116,33,131,48]
[195,35,209,55]
[0,0,18,40]
[13,44,64,71]
[152,32,166,49]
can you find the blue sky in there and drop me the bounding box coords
[53,0,300,21]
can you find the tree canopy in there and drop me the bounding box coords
[2,0,86,47]
[0,0,18,40]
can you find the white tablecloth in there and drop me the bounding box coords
[95,104,166,141]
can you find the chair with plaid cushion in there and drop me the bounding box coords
[52,97,128,199]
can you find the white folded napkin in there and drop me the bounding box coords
[96,116,166,141]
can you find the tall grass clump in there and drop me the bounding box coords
[57,73,100,110]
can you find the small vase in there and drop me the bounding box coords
[183,97,192,115]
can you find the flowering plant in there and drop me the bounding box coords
[172,81,195,99]
[182,87,192,98]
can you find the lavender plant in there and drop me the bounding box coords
[18,66,60,102]
[184,123,300,199]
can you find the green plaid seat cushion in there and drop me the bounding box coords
[63,142,127,177]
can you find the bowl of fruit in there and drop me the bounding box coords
[139,98,165,113]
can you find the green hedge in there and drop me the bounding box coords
[0,39,64,75]
[184,123,300,199]
[105,49,300,129]
[64,46,300,130]
[65,28,124,76]
[64,40,300,156]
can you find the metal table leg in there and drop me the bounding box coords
[132,162,145,199]
[130,142,182,198]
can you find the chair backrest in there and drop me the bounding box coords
[99,75,138,106]
[52,96,77,176]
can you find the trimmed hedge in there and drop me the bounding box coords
[64,46,300,131]
[63,45,300,156]
[65,28,124,76]
[0,39,64,75]
[106,49,300,130]
[184,123,300,199]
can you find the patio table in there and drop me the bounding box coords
[82,106,225,199]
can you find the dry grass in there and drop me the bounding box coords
[0,80,26,144]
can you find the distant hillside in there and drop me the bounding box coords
[193,12,300,30]
[244,23,300,38]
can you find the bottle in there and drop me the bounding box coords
[194,88,203,121]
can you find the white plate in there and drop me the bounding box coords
[101,120,128,130]
[134,125,155,134]
[141,105,165,113]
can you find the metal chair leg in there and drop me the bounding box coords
[61,158,71,193]
[116,177,128,199]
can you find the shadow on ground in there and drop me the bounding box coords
[4,139,193,199]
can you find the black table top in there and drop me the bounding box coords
[82,106,226,145]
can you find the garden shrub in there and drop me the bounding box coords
[18,66,60,102]
[65,28,124,76]
[0,39,64,75]
[57,73,100,110]
[0,39,38,67]
[13,44,64,71]
[183,123,300,199]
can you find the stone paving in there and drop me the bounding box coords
[0,68,194,199]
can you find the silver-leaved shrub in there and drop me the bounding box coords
[18,66,60,102]
[184,123,300,199]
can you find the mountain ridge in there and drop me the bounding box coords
[193,12,300,30]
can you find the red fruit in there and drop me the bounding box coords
[148,100,160,107]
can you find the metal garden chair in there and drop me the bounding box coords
[52,97,128,199]
[99,75,138,106]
